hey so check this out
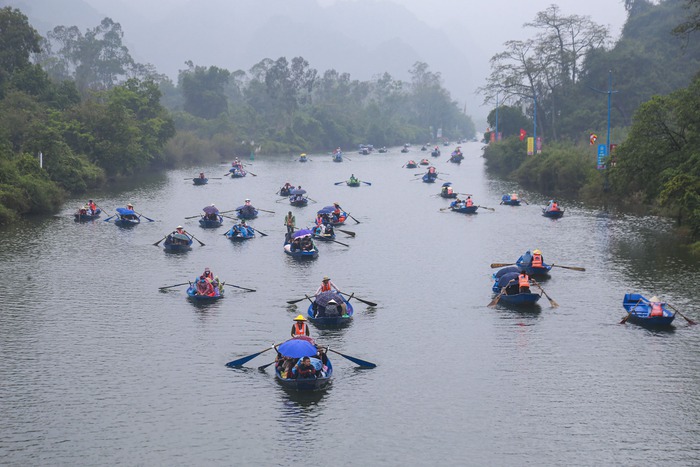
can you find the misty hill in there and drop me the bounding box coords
[4,0,476,112]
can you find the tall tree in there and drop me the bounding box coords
[0,7,41,93]
[179,61,231,119]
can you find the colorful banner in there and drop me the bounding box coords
[536,137,542,154]
[527,137,534,156]
[597,144,607,169]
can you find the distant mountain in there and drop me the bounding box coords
[4,0,480,116]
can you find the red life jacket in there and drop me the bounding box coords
[320,282,332,292]
[650,303,664,317]
[293,322,307,336]
[532,254,543,268]
[518,274,529,288]
[466,198,473,207]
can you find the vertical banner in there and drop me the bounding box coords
[497,132,502,142]
[436,128,442,138]
[536,137,542,154]
[597,144,607,169]
[490,132,496,143]
[527,137,534,156]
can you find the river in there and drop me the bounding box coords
[1,142,699,466]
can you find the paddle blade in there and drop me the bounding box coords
[328,349,376,368]
[226,346,273,367]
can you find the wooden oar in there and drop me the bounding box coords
[361,181,372,186]
[346,213,361,224]
[334,181,345,185]
[339,291,376,307]
[258,361,276,370]
[620,298,644,324]
[250,227,268,237]
[337,229,355,237]
[135,211,155,222]
[488,286,508,307]
[257,208,275,214]
[550,264,586,272]
[158,282,190,291]
[246,171,257,176]
[186,231,205,246]
[286,294,315,305]
[153,235,168,246]
[226,344,276,367]
[326,348,376,368]
[184,214,203,219]
[477,206,495,211]
[532,279,558,308]
[94,204,111,218]
[223,172,231,176]
[328,238,349,247]
[490,262,516,268]
[666,303,697,325]
[219,209,237,214]
[224,283,257,292]
[103,215,117,222]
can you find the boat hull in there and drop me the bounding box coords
[74,208,102,222]
[114,217,140,227]
[284,244,319,259]
[346,181,361,187]
[193,178,208,185]
[199,216,224,228]
[275,362,333,391]
[186,284,224,302]
[451,205,478,214]
[290,198,309,207]
[307,298,354,327]
[501,199,521,206]
[622,293,675,327]
[422,174,437,183]
[542,208,564,218]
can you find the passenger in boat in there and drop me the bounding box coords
[518,270,531,294]
[199,172,206,179]
[325,299,341,318]
[315,276,340,296]
[88,200,96,213]
[276,353,295,379]
[201,267,215,282]
[466,196,474,207]
[284,211,296,233]
[79,206,88,216]
[649,296,664,317]
[196,278,215,296]
[239,199,256,217]
[291,315,310,337]
[300,236,314,251]
[547,200,559,211]
[511,193,519,201]
[290,237,301,251]
[295,357,317,379]
[314,225,323,236]
[324,223,334,236]
[123,203,138,220]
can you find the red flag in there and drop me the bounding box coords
[519,129,526,141]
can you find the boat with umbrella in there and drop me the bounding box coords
[198,205,224,228]
[284,229,319,258]
[235,200,259,220]
[448,148,464,163]
[112,207,141,227]
[289,188,309,207]
[317,205,348,226]
[307,291,354,327]
[440,182,457,198]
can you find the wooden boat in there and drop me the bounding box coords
[192,177,208,185]
[312,231,336,242]
[236,207,259,220]
[284,231,319,259]
[405,160,418,168]
[622,293,675,327]
[431,149,440,157]
[225,225,255,241]
[440,183,457,198]
[74,208,101,222]
[307,294,354,327]
[114,208,140,227]
[422,172,438,183]
[299,154,308,162]
[492,271,541,306]
[332,152,343,162]
[290,197,309,207]
[501,195,521,206]
[448,152,464,163]
[542,208,564,218]
[347,178,361,187]
[163,233,193,252]
[199,214,224,228]
[450,202,478,214]
[274,338,333,392]
[515,251,552,276]
[229,167,246,178]
[186,280,224,302]
[317,206,347,226]
[419,159,430,165]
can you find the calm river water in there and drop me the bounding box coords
[1,142,699,466]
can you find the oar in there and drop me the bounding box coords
[306,197,318,203]
[666,303,697,325]
[620,298,644,324]
[344,156,352,161]
[257,208,275,214]
[532,279,558,308]
[339,291,377,307]
[550,264,586,272]
[209,177,223,179]
[346,213,361,224]
[251,227,268,237]
[490,263,516,268]
[337,229,355,237]
[258,361,276,370]
[477,206,495,211]
[186,232,205,246]
[221,214,237,220]
[135,211,155,222]
[488,286,508,308]
[184,214,203,219]
[326,348,376,368]
[329,238,349,247]
[226,344,276,367]
[334,181,346,185]
[219,209,237,214]
[153,235,168,246]
[246,171,257,176]
[158,282,190,290]
[361,181,372,186]
[103,214,117,222]
[287,294,315,305]
[94,204,111,218]
[224,283,257,292]
[223,172,231,177]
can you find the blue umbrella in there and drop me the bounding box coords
[290,188,306,195]
[317,206,335,214]
[116,207,136,215]
[292,229,313,238]
[203,205,219,214]
[278,339,317,358]
[442,182,452,187]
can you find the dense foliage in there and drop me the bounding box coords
[0,7,173,224]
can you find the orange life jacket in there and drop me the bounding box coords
[518,274,529,288]
[650,303,664,317]
[466,198,473,207]
[551,202,558,211]
[293,322,307,336]
[320,282,332,292]
[532,254,543,268]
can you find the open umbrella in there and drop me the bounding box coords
[277,338,318,358]
[203,205,219,214]
[292,229,314,238]
[290,188,307,195]
[442,182,452,187]
[315,291,343,307]
[116,207,136,215]
[317,206,335,215]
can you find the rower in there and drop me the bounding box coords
[291,315,310,337]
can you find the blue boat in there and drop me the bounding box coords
[422,172,438,183]
[74,208,101,222]
[431,149,440,157]
[284,230,318,259]
[273,337,333,392]
[236,206,259,220]
[290,197,308,207]
[542,208,564,218]
[229,167,246,178]
[163,232,193,252]
[307,292,354,327]
[491,270,541,306]
[405,160,418,168]
[113,207,141,227]
[199,214,224,228]
[299,153,308,162]
[515,250,552,276]
[440,182,457,198]
[192,177,208,185]
[449,201,478,214]
[317,206,348,226]
[448,150,464,163]
[186,279,224,302]
[333,152,343,162]
[622,293,675,327]
[501,194,521,206]
[225,224,255,241]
